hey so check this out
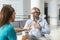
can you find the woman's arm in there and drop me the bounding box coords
[15,27,32,33]
[7,24,17,40]
[15,28,27,32]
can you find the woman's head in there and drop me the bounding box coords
[0,5,15,26]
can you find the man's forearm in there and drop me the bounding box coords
[41,27,50,34]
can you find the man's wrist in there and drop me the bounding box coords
[39,24,42,30]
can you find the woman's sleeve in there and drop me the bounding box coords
[7,25,17,40]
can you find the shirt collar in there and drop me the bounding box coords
[31,18,42,23]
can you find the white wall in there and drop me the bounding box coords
[23,0,31,15]
[0,0,23,21]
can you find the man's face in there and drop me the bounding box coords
[32,9,40,18]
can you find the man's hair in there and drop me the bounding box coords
[32,7,40,14]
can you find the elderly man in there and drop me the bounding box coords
[22,7,50,40]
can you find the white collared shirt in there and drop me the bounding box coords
[22,18,50,38]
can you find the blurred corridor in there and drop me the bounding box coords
[0,0,60,40]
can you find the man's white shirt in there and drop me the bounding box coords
[22,18,50,38]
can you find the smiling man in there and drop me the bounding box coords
[22,7,50,40]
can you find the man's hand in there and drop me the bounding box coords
[32,22,42,30]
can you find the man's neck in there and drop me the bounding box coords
[34,17,39,22]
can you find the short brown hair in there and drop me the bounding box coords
[32,7,40,14]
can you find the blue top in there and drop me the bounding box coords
[0,23,17,40]
[22,18,50,38]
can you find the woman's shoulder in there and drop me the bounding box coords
[0,24,14,35]
[4,24,14,32]
[5,23,13,28]
[7,24,14,28]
